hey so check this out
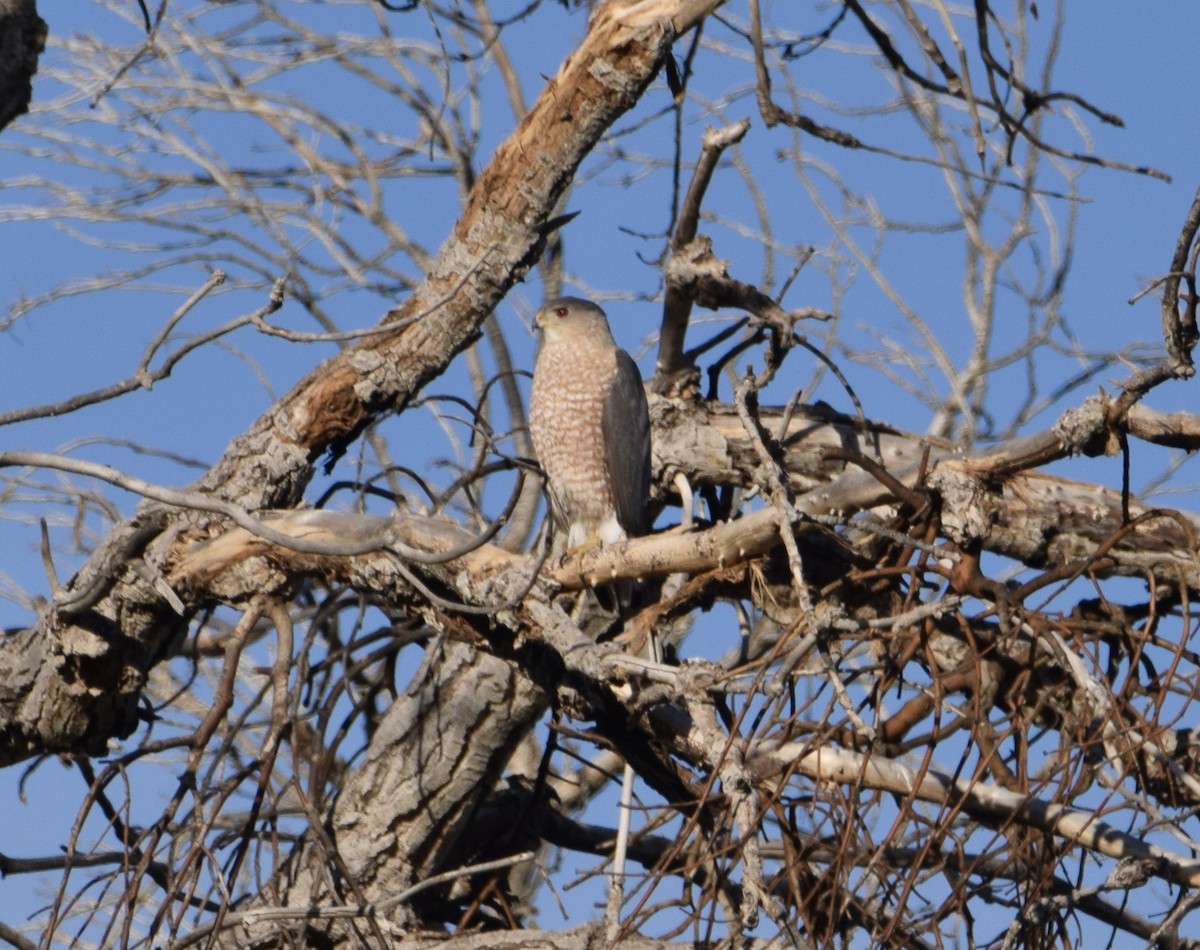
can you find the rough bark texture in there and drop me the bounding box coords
[0,0,723,768]
[11,3,1200,946]
[259,641,547,940]
[155,370,1200,942]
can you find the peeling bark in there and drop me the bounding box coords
[0,0,723,768]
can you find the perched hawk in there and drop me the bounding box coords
[529,296,651,550]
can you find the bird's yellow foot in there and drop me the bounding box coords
[561,532,604,561]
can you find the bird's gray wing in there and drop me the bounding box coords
[601,348,651,537]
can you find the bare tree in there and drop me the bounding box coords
[2,1,1200,948]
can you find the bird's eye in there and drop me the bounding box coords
[555,307,568,318]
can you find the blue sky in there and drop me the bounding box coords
[4,0,1200,943]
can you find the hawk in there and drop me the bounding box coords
[529,296,651,551]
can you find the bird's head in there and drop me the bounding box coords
[534,296,614,345]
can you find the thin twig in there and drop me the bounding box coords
[163,852,536,950]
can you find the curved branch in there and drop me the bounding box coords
[0,0,724,767]
[753,742,1200,889]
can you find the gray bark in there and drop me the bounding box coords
[0,0,723,769]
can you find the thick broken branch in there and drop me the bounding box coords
[0,0,722,767]
[656,118,751,393]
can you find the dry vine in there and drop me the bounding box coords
[2,2,1200,949]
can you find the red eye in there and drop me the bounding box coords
[555,307,568,318]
